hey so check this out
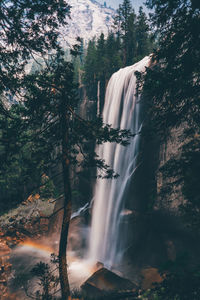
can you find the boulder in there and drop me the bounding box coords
[81,267,137,298]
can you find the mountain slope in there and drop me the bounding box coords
[25,0,115,73]
[60,0,115,46]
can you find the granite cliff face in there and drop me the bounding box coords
[156,124,188,211]
[60,0,114,46]
[155,121,199,215]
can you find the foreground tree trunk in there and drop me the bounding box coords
[59,104,72,299]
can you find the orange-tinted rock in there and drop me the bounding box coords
[0,231,5,237]
[141,267,163,290]
[27,195,33,202]
[0,241,11,256]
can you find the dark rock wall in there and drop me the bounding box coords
[156,124,188,211]
[124,96,200,271]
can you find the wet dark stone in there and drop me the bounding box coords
[81,267,137,297]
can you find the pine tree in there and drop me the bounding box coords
[83,33,123,110]
[105,32,123,77]
[114,0,136,65]
[120,0,133,35]
[114,0,139,66]
[126,10,137,65]
[136,6,150,59]
[96,33,106,81]
[83,39,97,99]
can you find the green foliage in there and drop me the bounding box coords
[0,104,52,210]
[83,39,99,99]
[141,269,200,300]
[83,33,122,101]
[0,51,132,210]
[140,253,200,299]
[140,0,200,232]
[23,53,132,173]
[114,1,153,65]
[114,0,137,65]
[0,45,132,213]
[0,0,70,95]
[0,1,137,297]
[83,1,155,105]
[31,261,59,300]
[40,175,56,199]
[0,0,70,211]
[136,7,153,61]
[178,136,200,231]
[143,0,200,132]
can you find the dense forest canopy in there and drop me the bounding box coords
[0,0,154,211]
[83,1,155,101]
[0,0,70,209]
[144,0,200,127]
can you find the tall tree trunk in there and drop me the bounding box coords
[59,107,71,299]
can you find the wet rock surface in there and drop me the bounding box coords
[81,267,137,297]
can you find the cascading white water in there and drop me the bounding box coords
[88,56,150,268]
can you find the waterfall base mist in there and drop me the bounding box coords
[9,238,94,298]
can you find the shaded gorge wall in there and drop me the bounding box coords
[77,56,200,274]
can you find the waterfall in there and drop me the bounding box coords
[88,56,150,268]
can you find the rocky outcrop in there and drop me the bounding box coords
[81,267,137,298]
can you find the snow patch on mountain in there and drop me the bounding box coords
[24,0,115,74]
[60,0,115,46]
